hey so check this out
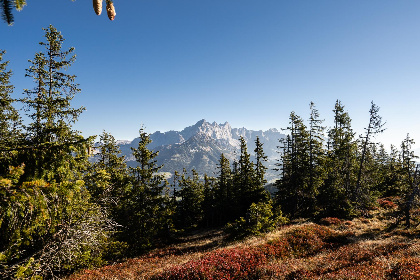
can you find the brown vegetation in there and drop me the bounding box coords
[69,202,420,280]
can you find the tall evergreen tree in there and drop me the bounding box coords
[276,112,311,217]
[307,102,326,214]
[320,100,357,217]
[85,131,130,212]
[214,153,234,224]
[202,174,217,227]
[399,134,419,228]
[175,169,205,230]
[121,127,170,254]
[22,25,90,181]
[0,27,111,279]
[236,136,268,217]
[0,49,21,174]
[254,136,268,187]
[355,101,386,210]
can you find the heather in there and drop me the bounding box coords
[70,203,420,279]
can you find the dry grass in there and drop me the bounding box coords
[69,205,420,280]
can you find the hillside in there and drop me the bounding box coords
[69,199,420,280]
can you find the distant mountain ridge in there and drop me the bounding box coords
[118,119,285,183]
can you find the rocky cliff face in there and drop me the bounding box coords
[118,119,285,183]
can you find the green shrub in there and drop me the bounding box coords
[0,166,113,279]
[224,201,287,239]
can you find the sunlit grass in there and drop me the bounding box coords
[69,200,420,280]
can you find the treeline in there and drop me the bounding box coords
[276,101,419,222]
[1,25,419,279]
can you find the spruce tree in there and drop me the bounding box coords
[307,102,326,214]
[86,131,130,212]
[0,27,111,278]
[0,49,21,174]
[175,169,205,230]
[355,101,386,210]
[121,127,170,253]
[254,136,268,187]
[236,136,269,217]
[399,134,419,228]
[22,25,90,181]
[214,153,234,224]
[320,100,357,217]
[276,112,311,217]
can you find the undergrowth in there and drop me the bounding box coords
[69,204,420,280]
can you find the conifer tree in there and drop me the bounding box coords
[236,136,268,217]
[0,49,21,174]
[214,153,234,224]
[202,174,217,227]
[307,102,326,214]
[319,100,357,217]
[86,131,130,212]
[175,169,205,230]
[376,144,405,196]
[254,136,268,187]
[0,27,111,278]
[355,101,386,210]
[399,134,419,228]
[121,127,170,253]
[22,25,90,181]
[276,112,311,217]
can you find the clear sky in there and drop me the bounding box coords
[1,0,420,151]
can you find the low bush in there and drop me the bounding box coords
[224,201,287,240]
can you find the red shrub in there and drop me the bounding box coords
[319,217,343,226]
[153,247,267,280]
[389,257,420,279]
[377,198,397,209]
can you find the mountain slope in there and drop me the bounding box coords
[119,119,285,182]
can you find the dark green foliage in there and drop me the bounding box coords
[224,200,287,240]
[0,0,13,25]
[84,132,132,259]
[22,25,90,182]
[235,136,270,216]
[355,101,386,211]
[119,127,172,254]
[254,136,268,187]
[374,145,406,196]
[307,102,326,214]
[0,166,112,279]
[0,49,21,175]
[399,134,420,228]
[86,131,130,208]
[276,111,313,217]
[213,153,235,224]
[0,0,26,25]
[175,169,205,230]
[318,100,358,218]
[201,174,217,228]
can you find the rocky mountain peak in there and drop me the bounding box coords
[116,120,285,183]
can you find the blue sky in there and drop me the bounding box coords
[1,0,420,151]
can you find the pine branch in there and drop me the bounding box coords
[0,0,14,25]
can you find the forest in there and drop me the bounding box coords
[1,26,420,279]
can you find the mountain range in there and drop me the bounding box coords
[116,119,285,183]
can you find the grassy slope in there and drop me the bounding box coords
[69,203,420,280]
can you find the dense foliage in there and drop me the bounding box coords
[276,100,419,221]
